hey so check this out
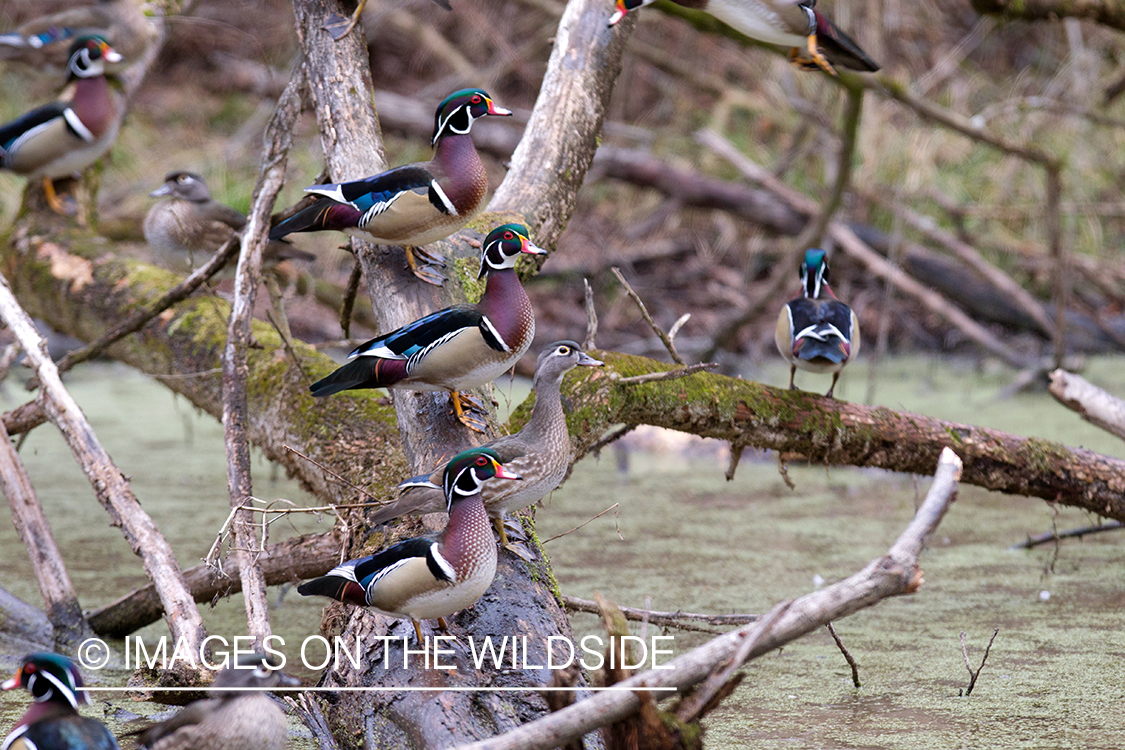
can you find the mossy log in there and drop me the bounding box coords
[553,353,1125,522]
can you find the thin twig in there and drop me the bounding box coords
[542,503,621,544]
[562,595,761,634]
[959,628,999,696]
[588,424,636,458]
[1010,520,1124,549]
[611,362,716,385]
[283,444,379,501]
[611,267,685,365]
[826,622,861,688]
[583,277,598,351]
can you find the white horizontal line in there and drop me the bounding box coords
[82,686,677,693]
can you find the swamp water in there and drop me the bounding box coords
[0,356,1122,748]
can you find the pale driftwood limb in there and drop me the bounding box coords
[0,419,91,652]
[87,530,342,638]
[221,67,305,650]
[696,128,1034,370]
[488,0,634,243]
[611,267,686,365]
[827,621,861,688]
[0,586,52,649]
[1048,369,1125,442]
[0,272,206,660]
[583,278,598,351]
[457,449,962,750]
[959,628,999,697]
[610,362,717,386]
[1009,520,1124,549]
[675,601,792,723]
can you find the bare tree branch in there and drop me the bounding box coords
[0,271,206,662]
[455,449,962,750]
[0,419,92,652]
[1048,369,1125,442]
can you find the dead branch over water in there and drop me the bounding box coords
[457,449,962,750]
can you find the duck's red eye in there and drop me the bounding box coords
[472,95,482,104]
[476,456,488,466]
[24,664,35,674]
[503,232,514,240]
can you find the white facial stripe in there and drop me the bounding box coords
[63,109,95,143]
[40,671,78,709]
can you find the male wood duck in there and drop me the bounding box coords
[608,0,879,75]
[269,88,511,285]
[324,0,453,40]
[775,248,860,398]
[374,342,603,548]
[144,171,315,275]
[0,0,154,73]
[134,652,299,750]
[309,223,545,432]
[2,652,120,750]
[0,35,124,213]
[298,447,521,642]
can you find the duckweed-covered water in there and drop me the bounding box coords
[1,356,1123,748]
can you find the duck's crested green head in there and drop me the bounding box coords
[800,248,830,298]
[442,447,521,509]
[67,35,122,79]
[2,652,88,709]
[432,88,512,146]
[479,223,548,278]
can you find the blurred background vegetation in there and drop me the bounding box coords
[1,0,1123,381]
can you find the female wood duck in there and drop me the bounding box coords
[3,653,119,750]
[144,171,314,274]
[608,0,879,75]
[134,652,299,750]
[775,248,860,398]
[269,88,511,285]
[374,342,603,548]
[324,0,452,40]
[309,223,545,432]
[298,447,521,643]
[0,0,154,73]
[0,35,124,213]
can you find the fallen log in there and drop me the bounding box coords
[88,531,343,638]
